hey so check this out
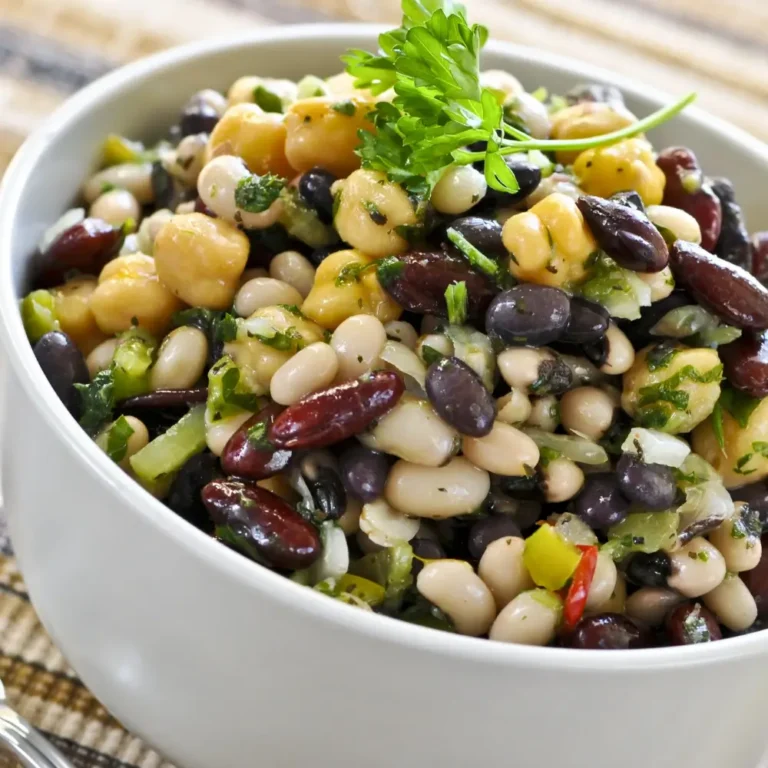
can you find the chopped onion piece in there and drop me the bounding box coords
[444,325,496,390]
[307,522,349,584]
[552,512,599,545]
[621,428,691,468]
[650,305,718,338]
[379,340,426,390]
[525,429,608,465]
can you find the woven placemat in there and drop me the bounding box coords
[0,0,767,766]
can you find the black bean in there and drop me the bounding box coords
[616,454,677,510]
[33,331,89,418]
[666,602,722,645]
[484,154,542,205]
[731,483,768,531]
[574,473,630,529]
[485,285,571,347]
[411,537,446,576]
[166,452,220,534]
[582,336,608,368]
[468,516,521,559]
[298,167,337,224]
[486,491,542,529]
[444,216,505,259]
[179,98,220,137]
[308,245,339,267]
[339,445,390,502]
[562,296,610,344]
[626,551,672,588]
[425,356,496,436]
[577,195,669,273]
[710,178,751,270]
[568,613,647,649]
[610,190,645,213]
[566,83,624,107]
[299,453,347,521]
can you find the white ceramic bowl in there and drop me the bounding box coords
[2,25,768,768]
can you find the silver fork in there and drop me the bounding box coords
[0,680,74,768]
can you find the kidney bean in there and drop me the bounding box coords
[620,292,690,350]
[221,403,292,480]
[719,333,768,398]
[574,473,630,529]
[616,454,677,510]
[610,191,645,212]
[379,249,497,320]
[665,602,722,644]
[194,196,217,217]
[118,388,208,409]
[577,195,668,273]
[752,233,768,286]
[339,445,390,502]
[298,167,337,224]
[37,218,123,286]
[468,516,521,560]
[711,178,751,271]
[269,371,404,450]
[743,536,768,618]
[626,551,672,588]
[731,483,768,531]
[486,285,571,347]
[298,452,347,521]
[444,216,505,259]
[202,479,321,570]
[563,296,610,344]
[166,452,221,534]
[669,240,768,329]
[425,356,495,437]
[33,331,89,417]
[568,613,647,649]
[657,147,722,252]
[566,83,624,107]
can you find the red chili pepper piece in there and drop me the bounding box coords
[562,544,599,632]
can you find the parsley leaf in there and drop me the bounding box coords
[75,369,116,435]
[248,326,304,351]
[444,281,468,326]
[234,174,285,213]
[711,400,725,452]
[246,420,272,450]
[253,85,283,113]
[206,356,261,422]
[106,415,135,463]
[331,100,357,116]
[445,226,499,280]
[719,387,761,428]
[421,344,444,366]
[362,200,387,225]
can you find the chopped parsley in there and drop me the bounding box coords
[362,200,388,225]
[277,304,305,318]
[248,326,304,351]
[646,341,679,372]
[335,260,376,287]
[106,415,135,463]
[253,85,283,113]
[538,446,562,468]
[173,308,237,342]
[234,173,285,213]
[719,387,761,428]
[74,369,116,435]
[444,281,468,326]
[638,364,723,410]
[421,345,444,366]
[246,420,272,450]
[734,441,768,477]
[331,100,357,116]
[446,227,499,280]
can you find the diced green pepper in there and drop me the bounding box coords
[21,290,59,342]
[523,524,582,591]
[349,541,414,606]
[112,328,156,401]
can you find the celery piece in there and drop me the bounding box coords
[279,188,338,248]
[603,511,680,561]
[129,405,206,486]
[349,541,414,606]
[112,329,156,401]
[21,290,59,342]
[523,524,581,591]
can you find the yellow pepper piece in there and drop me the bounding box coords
[502,193,596,288]
[523,524,582,591]
[573,138,665,206]
[301,249,402,330]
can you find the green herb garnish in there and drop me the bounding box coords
[446,227,499,279]
[421,344,444,366]
[362,199,388,225]
[331,100,357,116]
[234,173,285,213]
[646,341,679,372]
[253,85,283,113]
[75,369,116,435]
[106,415,135,463]
[719,387,761,428]
[445,281,468,326]
[248,326,304,351]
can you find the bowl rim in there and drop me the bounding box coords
[2,22,768,671]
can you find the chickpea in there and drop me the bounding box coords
[524,172,582,208]
[269,250,315,298]
[430,165,487,215]
[462,422,540,477]
[301,249,402,330]
[53,276,107,355]
[417,333,454,364]
[646,205,702,244]
[560,386,615,441]
[331,314,387,381]
[234,277,303,318]
[573,138,665,206]
[541,457,585,503]
[637,266,675,303]
[497,347,556,393]
[601,323,635,375]
[90,254,183,336]
[82,163,154,204]
[153,213,249,309]
[136,209,174,256]
[550,101,637,164]
[417,560,497,637]
[708,504,762,572]
[480,70,523,103]
[164,133,207,186]
[385,456,490,519]
[693,397,768,488]
[359,498,420,548]
[625,587,685,627]
[206,103,294,177]
[584,551,618,612]
[503,193,596,288]
[284,97,374,177]
[622,344,722,435]
[506,93,551,140]
[150,326,208,391]
[175,201,196,215]
[358,394,459,468]
[86,337,119,378]
[270,342,339,405]
[227,76,297,108]
[478,536,534,610]
[667,537,727,598]
[333,170,419,258]
[703,574,757,632]
[385,320,418,350]
[489,589,562,646]
[89,189,141,228]
[526,395,559,433]
[205,410,252,456]
[496,388,532,425]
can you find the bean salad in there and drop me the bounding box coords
[20,1,768,650]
